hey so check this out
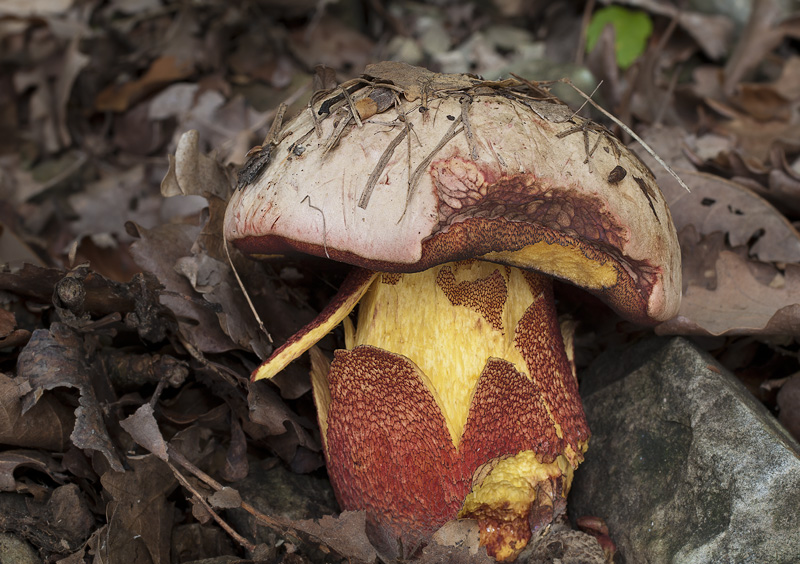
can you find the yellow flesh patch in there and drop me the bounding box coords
[481,241,618,290]
[252,271,379,381]
[353,262,534,446]
[459,450,574,518]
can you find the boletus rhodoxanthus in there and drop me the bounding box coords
[224,62,681,561]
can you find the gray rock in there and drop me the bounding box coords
[570,337,800,564]
[0,533,41,564]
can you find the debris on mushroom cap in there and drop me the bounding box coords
[224,61,681,325]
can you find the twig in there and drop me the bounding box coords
[301,195,330,258]
[167,445,350,560]
[167,459,256,552]
[358,124,408,209]
[262,103,288,147]
[223,235,273,343]
[558,77,691,193]
[402,115,464,218]
[460,96,479,160]
[341,85,363,128]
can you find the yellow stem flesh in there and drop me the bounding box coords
[351,260,570,449]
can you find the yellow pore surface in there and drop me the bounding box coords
[482,240,618,290]
[350,261,535,446]
[460,450,573,518]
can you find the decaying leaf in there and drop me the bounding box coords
[0,373,73,452]
[119,404,169,461]
[161,129,234,202]
[100,456,176,564]
[68,165,162,250]
[294,512,378,564]
[658,251,800,336]
[0,482,93,554]
[656,169,800,264]
[0,450,65,492]
[16,323,124,471]
[246,380,321,467]
[128,222,239,354]
[94,55,195,113]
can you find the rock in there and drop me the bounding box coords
[570,337,800,563]
[0,533,41,564]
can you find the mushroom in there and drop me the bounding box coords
[225,62,681,561]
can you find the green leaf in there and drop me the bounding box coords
[586,5,653,70]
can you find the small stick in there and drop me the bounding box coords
[558,77,691,193]
[460,97,479,160]
[167,445,349,559]
[341,85,363,128]
[262,103,287,147]
[223,235,273,343]
[167,460,256,552]
[358,124,408,209]
[301,195,330,258]
[403,114,464,216]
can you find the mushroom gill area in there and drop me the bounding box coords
[307,260,590,560]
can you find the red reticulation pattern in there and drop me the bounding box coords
[435,265,507,332]
[323,274,588,550]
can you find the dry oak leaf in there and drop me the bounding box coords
[100,455,176,564]
[656,169,800,264]
[0,373,73,452]
[120,403,169,461]
[294,511,377,564]
[657,251,800,336]
[0,450,65,492]
[95,55,195,113]
[128,221,238,354]
[16,323,124,471]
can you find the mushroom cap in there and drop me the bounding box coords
[225,62,681,324]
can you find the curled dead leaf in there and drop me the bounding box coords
[16,323,124,471]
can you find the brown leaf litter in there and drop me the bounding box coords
[2,0,800,562]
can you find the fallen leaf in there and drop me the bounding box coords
[68,165,162,250]
[0,450,65,492]
[0,373,73,452]
[175,251,272,359]
[128,222,239,354]
[289,17,375,74]
[119,404,168,461]
[246,380,321,466]
[0,0,73,15]
[161,129,234,202]
[100,456,176,564]
[677,226,728,292]
[598,0,734,59]
[723,0,800,94]
[16,323,125,471]
[95,55,195,113]
[12,37,89,154]
[657,251,800,336]
[221,415,248,482]
[294,511,377,564]
[208,486,242,510]
[641,157,800,263]
[40,483,95,549]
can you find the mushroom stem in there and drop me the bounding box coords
[309,260,589,560]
